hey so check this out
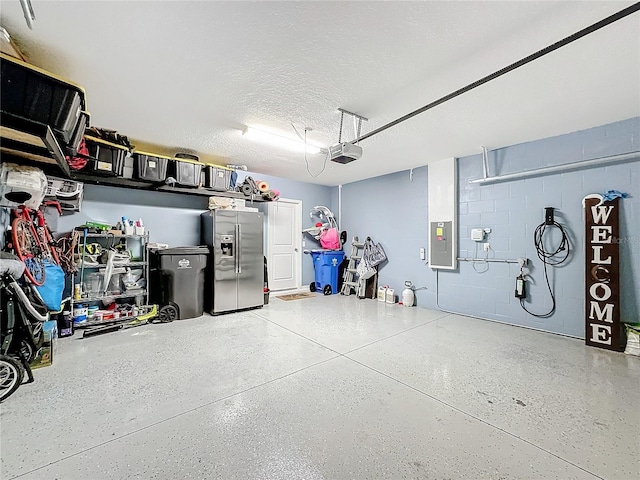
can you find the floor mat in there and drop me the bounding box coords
[276,292,316,301]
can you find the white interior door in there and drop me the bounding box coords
[267,199,302,291]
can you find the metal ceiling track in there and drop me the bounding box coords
[349,2,640,145]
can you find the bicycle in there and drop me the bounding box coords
[33,201,62,266]
[10,201,62,286]
[0,355,24,401]
[0,253,48,401]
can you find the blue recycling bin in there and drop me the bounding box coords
[309,250,345,295]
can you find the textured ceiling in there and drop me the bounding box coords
[1,1,639,186]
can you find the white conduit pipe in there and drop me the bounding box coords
[469,151,639,186]
[481,146,489,179]
[457,257,520,264]
[338,184,343,230]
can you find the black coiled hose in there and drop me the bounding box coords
[520,221,570,318]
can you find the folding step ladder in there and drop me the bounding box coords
[340,237,365,296]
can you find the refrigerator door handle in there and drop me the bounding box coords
[237,224,242,274]
[234,223,240,274]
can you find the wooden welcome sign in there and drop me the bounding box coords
[583,195,622,351]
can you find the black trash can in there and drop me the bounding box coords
[149,246,209,320]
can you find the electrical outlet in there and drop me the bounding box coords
[483,242,490,252]
[419,247,426,260]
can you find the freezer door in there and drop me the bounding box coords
[237,211,264,310]
[213,210,238,313]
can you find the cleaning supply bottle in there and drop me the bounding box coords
[377,286,387,302]
[385,288,395,304]
[402,281,415,307]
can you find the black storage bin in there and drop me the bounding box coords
[203,164,232,191]
[0,54,86,145]
[149,246,209,320]
[84,136,128,176]
[167,159,203,188]
[134,153,168,182]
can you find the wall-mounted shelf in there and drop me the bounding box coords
[1,115,264,202]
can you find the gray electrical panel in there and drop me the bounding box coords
[430,221,453,268]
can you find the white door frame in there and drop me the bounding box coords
[266,198,302,291]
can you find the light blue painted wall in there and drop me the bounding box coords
[338,117,639,338]
[334,166,432,299]
[236,171,333,285]
[57,185,209,246]
[54,171,332,286]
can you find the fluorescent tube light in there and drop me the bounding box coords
[242,127,321,155]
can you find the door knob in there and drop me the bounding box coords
[294,247,299,252]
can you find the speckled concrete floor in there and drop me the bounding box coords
[1,295,638,479]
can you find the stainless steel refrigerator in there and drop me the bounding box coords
[200,210,264,314]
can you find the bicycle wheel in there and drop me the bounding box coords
[11,218,45,286]
[0,355,24,402]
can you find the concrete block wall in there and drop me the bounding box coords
[338,117,639,338]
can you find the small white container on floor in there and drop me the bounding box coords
[377,286,387,302]
[385,288,395,304]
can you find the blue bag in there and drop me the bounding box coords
[35,261,65,311]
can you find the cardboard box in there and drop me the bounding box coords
[30,320,57,370]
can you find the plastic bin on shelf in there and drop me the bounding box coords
[167,159,203,188]
[84,135,129,176]
[149,246,209,320]
[309,250,345,295]
[203,164,232,191]
[133,151,169,183]
[0,53,87,146]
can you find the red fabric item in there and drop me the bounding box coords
[66,138,89,170]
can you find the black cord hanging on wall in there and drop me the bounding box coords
[520,207,571,318]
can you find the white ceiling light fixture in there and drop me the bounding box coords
[242,126,321,155]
